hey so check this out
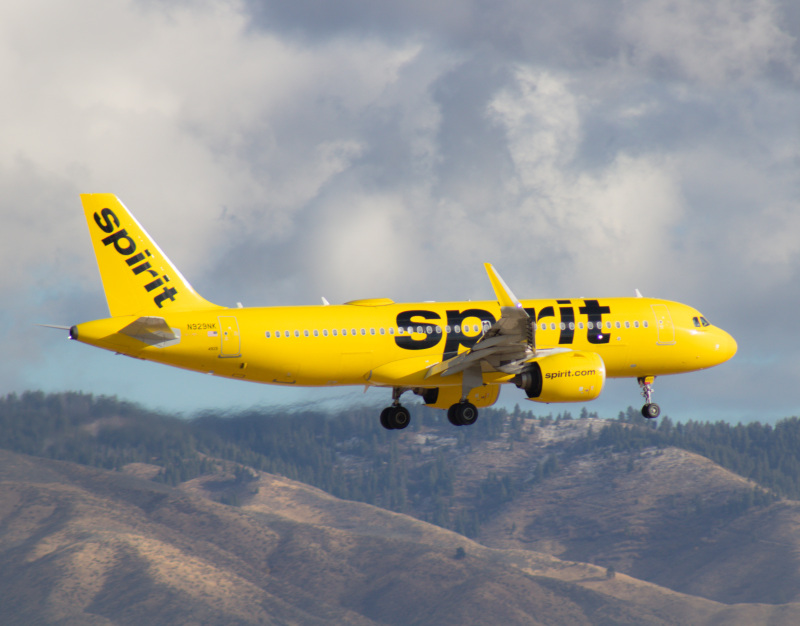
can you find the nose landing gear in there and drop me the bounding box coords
[638,376,660,419]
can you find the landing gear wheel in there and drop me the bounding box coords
[390,406,411,430]
[447,402,479,426]
[447,404,460,426]
[642,403,660,419]
[380,405,411,430]
[380,407,393,430]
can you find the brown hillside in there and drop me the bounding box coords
[474,440,800,605]
[1,448,795,624]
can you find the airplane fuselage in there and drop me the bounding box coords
[72,296,736,389]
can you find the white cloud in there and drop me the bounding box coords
[621,0,796,84]
[487,67,684,294]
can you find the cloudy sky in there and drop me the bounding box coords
[2,0,798,423]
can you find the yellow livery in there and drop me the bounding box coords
[66,194,737,429]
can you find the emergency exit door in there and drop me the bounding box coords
[218,316,241,357]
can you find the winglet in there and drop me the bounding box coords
[484,263,522,309]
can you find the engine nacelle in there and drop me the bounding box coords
[513,351,605,403]
[418,383,501,409]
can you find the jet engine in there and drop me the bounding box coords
[513,351,605,403]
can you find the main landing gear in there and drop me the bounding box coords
[638,376,660,419]
[378,388,480,430]
[447,401,479,426]
[380,387,412,430]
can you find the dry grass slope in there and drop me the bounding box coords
[1,447,799,624]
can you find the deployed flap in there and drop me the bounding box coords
[426,264,534,379]
[119,316,181,348]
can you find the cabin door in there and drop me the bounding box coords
[651,305,676,345]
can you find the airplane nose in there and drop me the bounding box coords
[714,329,737,364]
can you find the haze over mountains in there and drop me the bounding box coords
[2,391,800,624]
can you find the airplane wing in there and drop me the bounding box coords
[425,264,536,379]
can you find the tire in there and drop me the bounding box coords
[642,403,661,419]
[390,406,411,430]
[457,402,479,426]
[447,404,462,426]
[380,407,394,430]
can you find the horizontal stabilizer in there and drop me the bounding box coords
[119,316,180,348]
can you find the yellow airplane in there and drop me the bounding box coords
[65,194,737,429]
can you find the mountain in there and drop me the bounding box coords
[1,447,798,625]
[5,391,800,622]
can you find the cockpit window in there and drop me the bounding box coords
[693,316,711,328]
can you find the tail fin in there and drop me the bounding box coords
[81,194,220,317]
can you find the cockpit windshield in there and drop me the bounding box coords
[692,316,711,328]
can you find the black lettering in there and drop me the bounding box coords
[443,308,496,359]
[93,208,119,233]
[579,299,611,344]
[126,252,146,266]
[131,261,152,275]
[557,299,574,345]
[101,228,136,255]
[154,286,178,308]
[144,277,164,292]
[537,306,555,322]
[395,310,442,351]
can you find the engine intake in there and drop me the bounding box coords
[513,351,606,403]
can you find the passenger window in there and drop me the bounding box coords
[606,322,612,329]
[560,323,566,330]
[353,329,358,335]
[389,328,395,335]
[578,322,584,330]
[455,325,461,334]
[445,325,452,333]
[551,323,556,330]
[266,331,271,338]
[361,329,366,335]
[587,322,593,330]
[332,329,338,336]
[370,328,375,335]
[323,330,328,337]
[436,326,442,334]
[624,321,630,329]
[615,321,621,329]
[643,321,648,328]
[295,330,300,337]
[569,322,575,330]
[426,325,432,334]
[380,328,385,335]
[304,330,310,337]
[314,330,319,337]
[634,321,639,328]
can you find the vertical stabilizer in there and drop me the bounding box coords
[80,194,220,317]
